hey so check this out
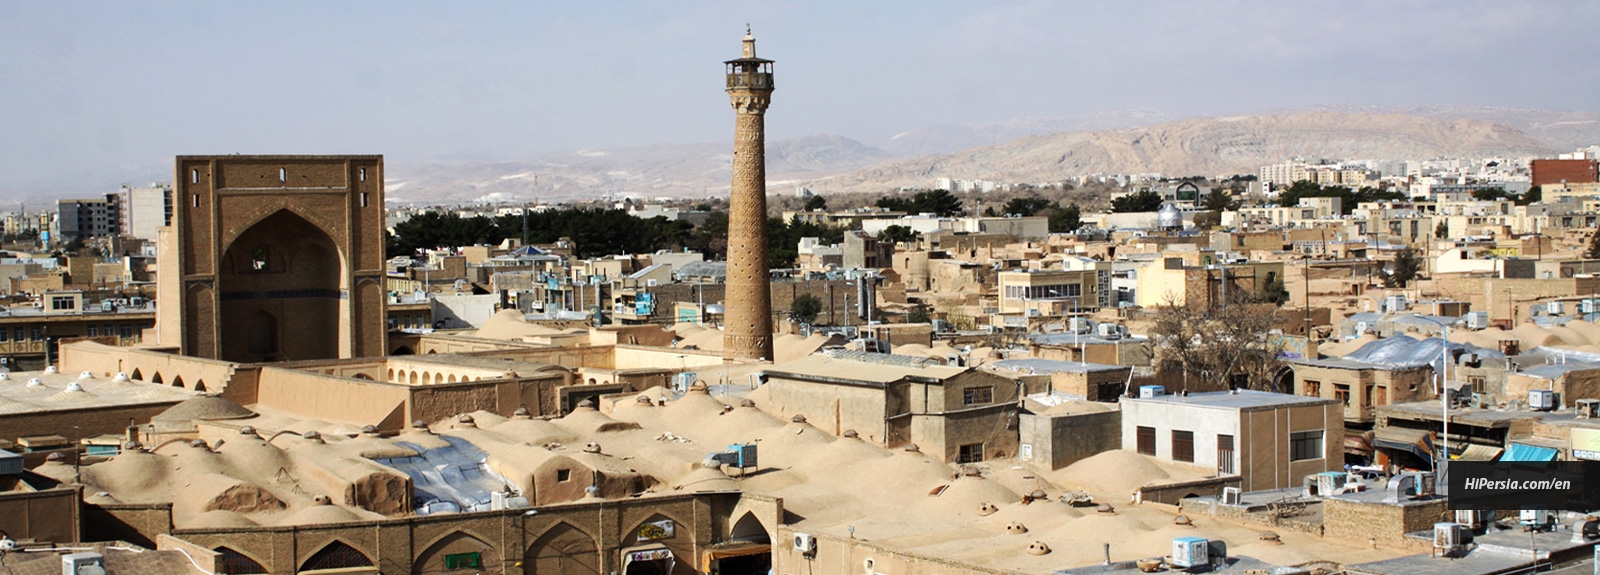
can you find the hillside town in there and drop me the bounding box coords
[5,5,1600,575]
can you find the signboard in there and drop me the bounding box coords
[628,548,674,562]
[1269,334,1317,360]
[636,292,654,316]
[637,520,675,541]
[676,303,702,324]
[1573,428,1600,461]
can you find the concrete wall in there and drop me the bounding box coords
[764,377,889,441]
[1239,404,1341,492]
[1020,411,1121,470]
[772,524,1020,575]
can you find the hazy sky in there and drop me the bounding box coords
[2,1,1598,197]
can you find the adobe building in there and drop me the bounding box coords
[157,155,387,363]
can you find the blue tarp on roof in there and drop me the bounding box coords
[1341,336,1503,375]
[1503,443,1558,462]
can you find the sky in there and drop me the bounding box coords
[2,1,1598,198]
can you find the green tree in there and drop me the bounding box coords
[1518,186,1542,206]
[1192,211,1222,229]
[907,303,931,324]
[789,294,822,325]
[1586,233,1600,260]
[1046,203,1082,233]
[1002,196,1053,217]
[1203,189,1238,212]
[876,225,916,244]
[803,195,828,212]
[1435,221,1449,239]
[1111,189,1163,212]
[1261,277,1289,306]
[1386,247,1420,288]
[876,189,964,217]
[1471,187,1508,201]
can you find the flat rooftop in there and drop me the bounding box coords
[1126,389,1337,411]
[992,358,1129,374]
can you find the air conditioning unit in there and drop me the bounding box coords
[1585,299,1599,314]
[1354,321,1371,336]
[61,552,105,575]
[1455,510,1487,531]
[1171,537,1209,569]
[1386,295,1409,313]
[1069,317,1092,334]
[1221,486,1242,505]
[1139,385,1165,399]
[1578,399,1600,419]
[1096,323,1125,340]
[1530,389,1556,412]
[1434,522,1469,555]
[1548,301,1565,315]
[646,279,658,287]
[1521,510,1557,531]
[1465,312,1489,330]
[793,532,817,555]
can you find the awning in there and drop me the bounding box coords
[1503,443,1559,462]
[702,541,771,565]
[1344,433,1373,456]
[1451,444,1503,462]
[1373,427,1435,461]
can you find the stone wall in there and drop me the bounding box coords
[1323,497,1447,551]
[0,486,80,544]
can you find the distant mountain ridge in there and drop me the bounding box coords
[796,111,1560,194]
[315,109,1597,203]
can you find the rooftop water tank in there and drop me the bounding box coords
[1157,203,1182,229]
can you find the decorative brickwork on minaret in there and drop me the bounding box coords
[723,28,776,362]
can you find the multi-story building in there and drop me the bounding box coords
[120,182,173,240]
[997,268,1102,315]
[56,194,122,240]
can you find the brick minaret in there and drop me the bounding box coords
[723,28,775,362]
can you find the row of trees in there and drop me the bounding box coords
[989,196,1084,233]
[387,208,849,270]
[1277,181,1408,215]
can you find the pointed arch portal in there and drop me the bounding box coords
[219,209,343,362]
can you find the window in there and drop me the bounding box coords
[360,192,369,207]
[1217,434,1235,475]
[1290,430,1324,461]
[1172,430,1195,463]
[1136,426,1156,456]
[87,325,98,337]
[1469,376,1486,394]
[1334,384,1350,406]
[358,167,367,182]
[443,552,482,569]
[963,386,994,405]
[50,297,74,311]
[29,327,41,341]
[13,327,23,341]
[1303,380,1321,397]
[556,469,571,482]
[0,329,9,342]
[251,246,269,271]
[278,168,287,182]
[1373,385,1388,406]
[957,443,985,463]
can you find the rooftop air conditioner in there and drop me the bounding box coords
[1170,537,1209,569]
[793,532,817,555]
[1530,390,1556,411]
[1578,399,1600,419]
[62,552,106,575]
[1221,487,1242,506]
[1465,312,1489,330]
[1548,301,1566,316]
[1139,385,1165,399]
[1434,522,1469,556]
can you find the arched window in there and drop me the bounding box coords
[300,541,372,573]
[214,547,267,575]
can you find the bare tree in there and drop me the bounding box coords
[1149,292,1289,393]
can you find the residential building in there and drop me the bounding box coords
[1120,388,1341,491]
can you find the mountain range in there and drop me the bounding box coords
[387,107,1595,203]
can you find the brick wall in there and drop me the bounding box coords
[1323,497,1447,551]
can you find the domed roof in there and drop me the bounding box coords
[1157,203,1182,228]
[152,395,255,423]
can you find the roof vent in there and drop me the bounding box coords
[513,407,532,418]
[360,425,379,436]
[44,366,57,374]
[584,485,601,498]
[791,415,807,423]
[189,439,209,449]
[0,373,8,381]
[26,378,41,387]
[583,442,602,454]
[1097,503,1116,514]
[65,382,83,392]
[46,452,64,462]
[842,429,860,439]
[112,373,128,382]
[456,415,477,428]
[903,443,921,454]
[740,399,756,408]
[1026,541,1051,555]
[239,426,257,436]
[978,502,999,515]
[1006,522,1029,534]
[122,440,142,451]
[636,395,656,405]
[79,371,94,379]
[303,431,323,443]
[312,495,332,505]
